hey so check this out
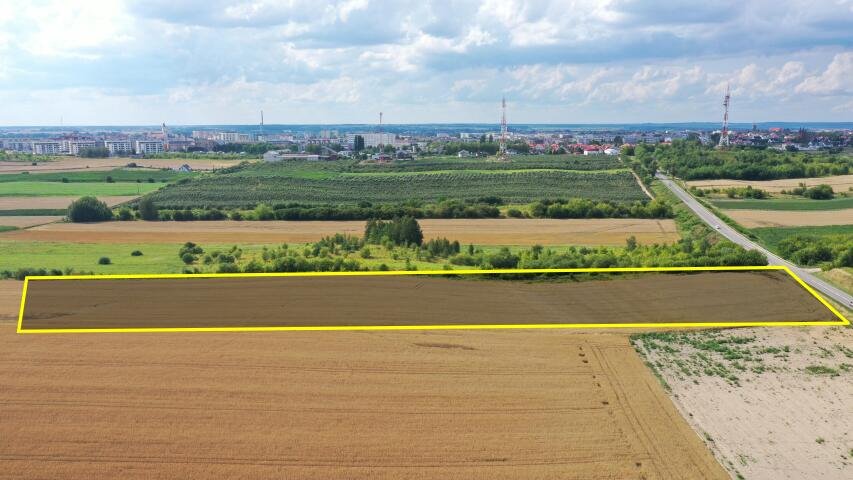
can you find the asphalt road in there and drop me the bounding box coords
[656,172,853,310]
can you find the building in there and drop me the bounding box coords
[175,164,193,173]
[345,133,396,148]
[2,140,32,152]
[64,140,100,155]
[31,141,62,155]
[104,140,133,155]
[135,140,164,155]
[457,149,472,157]
[263,150,323,162]
[603,147,620,156]
[216,132,241,143]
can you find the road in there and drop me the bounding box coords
[656,172,853,310]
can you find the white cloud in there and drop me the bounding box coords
[795,52,853,95]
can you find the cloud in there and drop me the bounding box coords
[795,52,853,95]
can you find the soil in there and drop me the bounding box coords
[20,271,837,330]
[0,218,680,246]
[0,216,64,228]
[722,208,853,227]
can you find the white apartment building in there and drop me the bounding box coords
[135,140,164,155]
[345,132,397,148]
[216,132,241,142]
[2,140,32,152]
[104,140,133,155]
[31,141,62,155]
[64,140,99,155]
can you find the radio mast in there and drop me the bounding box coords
[499,97,508,158]
[718,84,731,148]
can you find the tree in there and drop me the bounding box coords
[181,252,196,264]
[613,135,624,146]
[137,197,159,220]
[354,135,365,152]
[68,196,113,222]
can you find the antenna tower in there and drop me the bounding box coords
[260,110,264,138]
[718,84,731,147]
[499,97,507,158]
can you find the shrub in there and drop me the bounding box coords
[67,196,113,222]
[506,208,524,218]
[130,250,143,256]
[230,210,244,221]
[181,252,196,264]
[804,184,834,200]
[98,257,111,265]
[137,197,159,220]
[105,175,114,183]
[117,207,133,221]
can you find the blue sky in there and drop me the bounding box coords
[0,0,851,125]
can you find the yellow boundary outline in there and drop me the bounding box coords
[16,265,849,334]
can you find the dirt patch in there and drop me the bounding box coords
[633,327,853,480]
[686,174,853,193]
[0,196,137,210]
[0,280,21,322]
[0,215,63,228]
[723,208,853,227]
[0,157,243,174]
[0,313,727,479]
[20,271,836,330]
[0,218,680,245]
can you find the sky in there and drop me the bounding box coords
[0,0,851,125]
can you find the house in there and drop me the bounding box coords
[395,149,413,159]
[457,149,472,157]
[583,146,602,155]
[175,164,192,173]
[603,147,620,156]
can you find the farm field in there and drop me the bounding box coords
[816,268,853,295]
[0,215,62,228]
[20,271,838,330]
[721,208,853,227]
[0,320,728,478]
[750,225,853,251]
[634,327,853,480]
[140,156,649,209]
[711,197,853,211]
[0,195,136,211]
[686,174,853,193]
[0,156,243,174]
[0,181,161,197]
[0,218,679,245]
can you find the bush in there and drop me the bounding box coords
[230,210,244,221]
[130,250,143,256]
[181,252,196,264]
[804,184,834,200]
[67,196,113,222]
[138,197,159,220]
[506,208,524,218]
[117,207,133,221]
[98,257,111,265]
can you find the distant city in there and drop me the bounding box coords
[1,120,851,159]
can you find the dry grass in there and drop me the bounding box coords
[1,218,679,245]
[0,157,243,174]
[0,278,727,480]
[0,216,63,228]
[722,208,853,227]
[686,174,853,193]
[0,196,137,209]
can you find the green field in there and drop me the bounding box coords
[145,156,646,208]
[712,197,853,211]
[0,181,163,197]
[751,225,853,252]
[0,168,191,184]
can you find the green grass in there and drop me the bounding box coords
[751,225,853,252]
[0,181,163,197]
[0,168,191,183]
[712,196,853,211]
[0,226,18,232]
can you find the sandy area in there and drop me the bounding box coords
[686,174,853,193]
[635,327,853,480]
[0,275,726,479]
[0,157,244,174]
[0,218,680,245]
[723,208,853,227]
[0,215,63,228]
[0,196,137,210]
[20,271,837,330]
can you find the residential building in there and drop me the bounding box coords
[64,140,100,155]
[345,133,396,148]
[104,140,133,155]
[135,140,164,155]
[31,141,62,155]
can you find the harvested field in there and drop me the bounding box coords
[722,208,853,227]
[0,215,62,228]
[0,157,243,174]
[634,327,853,480]
[0,279,728,480]
[0,195,137,210]
[0,280,20,321]
[20,271,837,330]
[686,174,853,193]
[0,218,680,245]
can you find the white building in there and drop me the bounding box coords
[104,140,134,155]
[135,140,164,155]
[31,141,62,155]
[263,151,322,162]
[64,140,100,155]
[345,133,397,148]
[603,147,620,156]
[216,132,241,143]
